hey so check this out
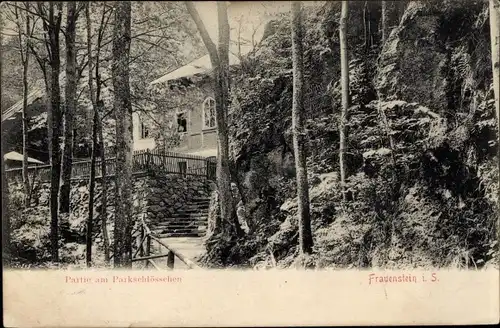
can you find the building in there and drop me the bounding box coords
[132,53,241,158]
[3,151,45,169]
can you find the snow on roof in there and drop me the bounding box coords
[4,151,45,164]
[150,53,241,85]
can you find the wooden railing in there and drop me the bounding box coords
[131,214,201,270]
[5,149,217,181]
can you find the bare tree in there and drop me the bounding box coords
[490,0,500,221]
[1,4,12,263]
[185,1,243,236]
[112,0,133,267]
[291,1,313,254]
[339,1,350,203]
[59,2,81,214]
[86,2,112,265]
[36,1,64,262]
[85,1,96,267]
[13,2,35,207]
[381,1,388,44]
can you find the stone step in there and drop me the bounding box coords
[179,208,208,214]
[153,226,197,231]
[155,225,206,231]
[169,213,208,219]
[153,226,207,233]
[158,221,208,226]
[154,226,203,233]
[188,198,211,203]
[178,208,209,214]
[154,218,208,226]
[154,221,207,227]
[156,219,207,225]
[156,232,204,238]
[183,204,210,210]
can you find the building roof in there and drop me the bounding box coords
[1,88,45,123]
[3,151,45,164]
[150,53,241,85]
[1,71,67,123]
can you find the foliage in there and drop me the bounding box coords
[202,1,498,269]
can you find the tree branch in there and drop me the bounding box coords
[185,2,219,65]
[7,2,50,24]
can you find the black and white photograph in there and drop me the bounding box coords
[1,0,499,275]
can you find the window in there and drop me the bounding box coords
[177,112,188,133]
[203,97,216,129]
[140,121,150,139]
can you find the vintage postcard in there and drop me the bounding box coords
[1,1,499,326]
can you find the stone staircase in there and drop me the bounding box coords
[151,197,210,238]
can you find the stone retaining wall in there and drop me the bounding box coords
[7,173,214,241]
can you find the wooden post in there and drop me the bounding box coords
[167,250,175,270]
[145,235,151,268]
[139,227,145,257]
[145,149,150,172]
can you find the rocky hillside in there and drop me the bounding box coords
[201,0,498,269]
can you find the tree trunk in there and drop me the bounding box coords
[185,1,242,236]
[112,1,133,268]
[490,0,500,229]
[339,1,350,203]
[1,12,11,261]
[46,2,63,262]
[216,2,243,236]
[381,1,388,44]
[18,4,31,207]
[87,2,111,264]
[98,116,110,263]
[59,2,78,214]
[87,109,98,267]
[85,2,95,267]
[291,1,313,254]
[1,144,10,263]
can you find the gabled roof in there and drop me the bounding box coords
[1,71,66,123]
[1,88,45,122]
[150,53,241,85]
[3,151,44,164]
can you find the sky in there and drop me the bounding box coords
[193,1,292,56]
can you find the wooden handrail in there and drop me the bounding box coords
[5,149,216,181]
[149,234,201,270]
[134,213,201,270]
[132,252,172,262]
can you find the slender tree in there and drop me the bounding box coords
[381,1,388,44]
[14,3,33,207]
[339,1,350,203]
[1,5,12,263]
[40,2,64,262]
[85,2,96,267]
[490,0,500,228]
[59,2,79,214]
[112,0,133,267]
[86,2,112,265]
[185,2,243,236]
[291,1,313,254]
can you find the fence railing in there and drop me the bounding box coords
[132,213,201,270]
[5,149,217,181]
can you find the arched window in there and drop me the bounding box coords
[203,97,216,129]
